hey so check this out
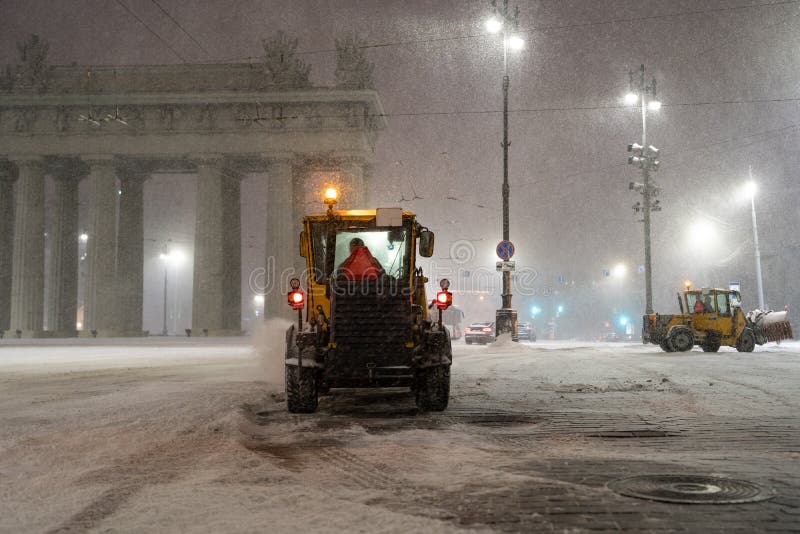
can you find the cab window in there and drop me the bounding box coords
[700,291,715,313]
[687,293,702,313]
[309,221,412,282]
[334,228,409,279]
[716,293,730,316]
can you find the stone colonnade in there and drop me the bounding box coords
[0,154,369,337]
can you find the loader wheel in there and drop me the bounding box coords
[668,328,694,352]
[285,365,318,413]
[736,328,756,353]
[415,365,450,411]
[659,340,674,352]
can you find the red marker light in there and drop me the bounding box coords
[482,327,492,333]
[436,290,452,310]
[287,290,304,309]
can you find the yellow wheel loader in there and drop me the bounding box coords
[282,187,453,413]
[642,283,794,353]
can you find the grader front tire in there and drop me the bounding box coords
[286,365,318,414]
[415,366,450,412]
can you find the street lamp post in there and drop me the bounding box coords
[626,64,662,315]
[745,168,766,310]
[486,0,523,337]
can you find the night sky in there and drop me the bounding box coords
[2,0,799,330]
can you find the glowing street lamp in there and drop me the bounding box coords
[611,263,627,279]
[687,219,718,250]
[486,16,503,33]
[506,35,524,50]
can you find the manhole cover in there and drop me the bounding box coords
[608,475,776,504]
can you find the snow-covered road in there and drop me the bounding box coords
[1,336,798,533]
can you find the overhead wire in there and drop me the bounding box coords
[114,0,188,63]
[149,0,210,57]
[81,0,800,67]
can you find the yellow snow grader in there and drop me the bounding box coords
[642,282,794,353]
[283,187,454,413]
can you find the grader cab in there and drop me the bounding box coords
[642,282,794,353]
[283,188,453,413]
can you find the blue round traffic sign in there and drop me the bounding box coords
[496,240,515,260]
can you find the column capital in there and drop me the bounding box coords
[45,156,89,182]
[82,154,117,168]
[335,151,369,167]
[8,155,45,172]
[265,152,295,166]
[192,155,245,182]
[0,160,18,182]
[189,153,225,166]
[116,159,155,183]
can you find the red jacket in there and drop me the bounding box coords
[338,246,383,280]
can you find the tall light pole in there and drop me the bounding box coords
[486,0,524,336]
[744,169,766,310]
[626,64,662,315]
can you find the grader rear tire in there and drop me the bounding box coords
[659,340,674,352]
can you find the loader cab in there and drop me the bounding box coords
[684,289,732,317]
[682,287,738,338]
[686,289,717,314]
[307,217,414,283]
[298,201,436,328]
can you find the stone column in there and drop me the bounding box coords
[116,165,148,336]
[339,156,367,208]
[47,160,83,335]
[265,156,297,319]
[7,158,45,337]
[83,157,119,336]
[0,161,18,333]
[191,157,242,335]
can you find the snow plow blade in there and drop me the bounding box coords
[747,310,795,343]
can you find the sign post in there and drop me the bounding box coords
[495,240,518,341]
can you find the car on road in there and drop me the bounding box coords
[465,322,495,344]
[518,322,536,341]
[600,331,620,342]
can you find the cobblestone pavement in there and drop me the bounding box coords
[1,340,798,532]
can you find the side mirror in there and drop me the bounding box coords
[299,230,308,258]
[419,230,434,258]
